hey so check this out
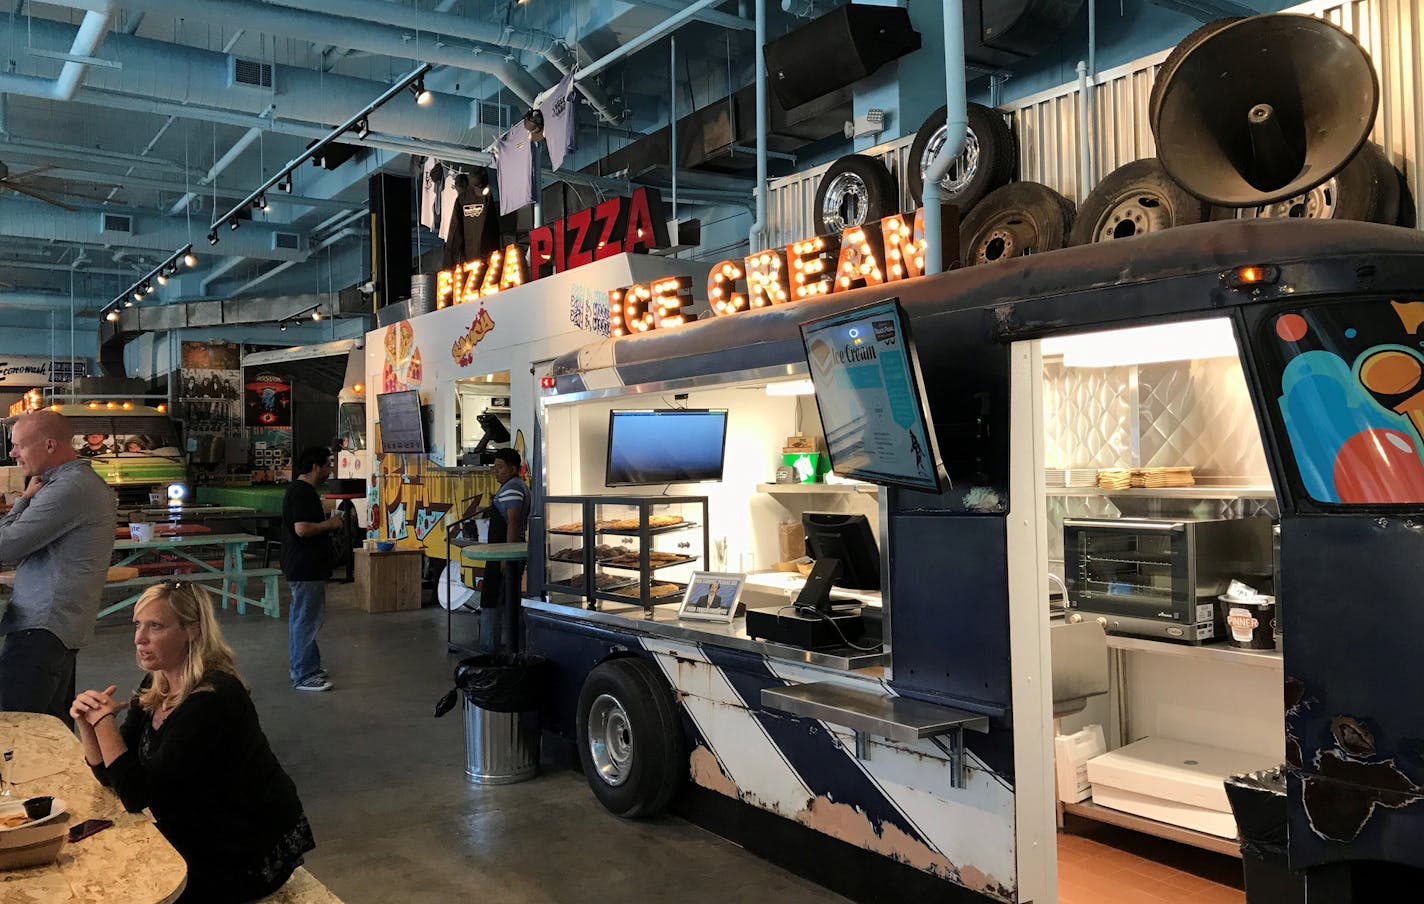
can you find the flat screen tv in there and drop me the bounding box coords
[799,298,946,492]
[606,409,728,487]
[376,389,426,454]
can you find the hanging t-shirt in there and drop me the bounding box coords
[419,157,441,231]
[495,122,536,216]
[540,71,578,171]
[439,172,459,242]
[441,180,501,270]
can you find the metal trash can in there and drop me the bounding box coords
[434,653,548,786]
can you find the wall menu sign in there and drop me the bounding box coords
[799,298,945,493]
[435,187,672,310]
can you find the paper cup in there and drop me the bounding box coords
[128,523,155,543]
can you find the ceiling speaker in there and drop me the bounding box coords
[1151,14,1378,207]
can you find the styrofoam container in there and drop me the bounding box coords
[1055,724,1106,803]
[1086,736,1279,814]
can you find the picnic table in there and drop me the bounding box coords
[101,533,281,619]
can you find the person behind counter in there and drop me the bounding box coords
[71,582,315,904]
[479,447,528,652]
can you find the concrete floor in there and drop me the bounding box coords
[74,583,848,904]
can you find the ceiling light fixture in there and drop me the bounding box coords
[279,321,288,332]
[409,78,432,106]
[354,118,371,141]
[311,307,323,321]
[277,173,292,193]
[254,195,268,211]
[105,310,119,322]
[156,273,168,286]
[207,231,219,245]
[229,218,240,231]
[184,252,198,268]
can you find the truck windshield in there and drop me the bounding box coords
[71,416,182,461]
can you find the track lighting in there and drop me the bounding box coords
[277,173,292,193]
[355,118,370,140]
[208,231,219,245]
[142,281,154,295]
[229,219,240,231]
[156,273,168,286]
[184,252,197,268]
[409,79,432,106]
[254,195,268,211]
[279,321,288,332]
[133,290,144,302]
[311,307,323,321]
[106,310,119,322]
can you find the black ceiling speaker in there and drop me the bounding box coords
[1151,14,1378,207]
[764,4,921,110]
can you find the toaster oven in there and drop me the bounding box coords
[1063,517,1274,644]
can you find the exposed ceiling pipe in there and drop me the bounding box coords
[44,167,352,211]
[578,0,732,83]
[922,0,968,276]
[102,115,177,206]
[200,256,250,294]
[637,0,757,31]
[228,259,298,297]
[0,137,187,173]
[0,290,106,311]
[168,127,263,215]
[263,0,624,121]
[117,0,544,105]
[0,0,116,102]
[748,0,768,251]
[0,18,486,145]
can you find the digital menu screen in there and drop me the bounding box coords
[376,389,426,454]
[799,298,945,492]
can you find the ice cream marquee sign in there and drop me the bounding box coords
[435,187,670,310]
[610,208,938,338]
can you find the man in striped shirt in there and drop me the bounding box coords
[480,448,528,652]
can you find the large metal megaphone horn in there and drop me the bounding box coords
[1150,14,1379,207]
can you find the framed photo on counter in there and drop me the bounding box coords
[679,572,747,622]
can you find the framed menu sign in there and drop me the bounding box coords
[376,389,427,454]
[798,298,945,493]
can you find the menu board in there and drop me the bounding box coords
[799,298,944,492]
[376,389,426,454]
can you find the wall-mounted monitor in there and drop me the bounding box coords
[376,389,426,454]
[607,409,728,487]
[799,298,945,493]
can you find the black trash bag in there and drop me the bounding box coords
[1225,766,1289,856]
[434,653,549,717]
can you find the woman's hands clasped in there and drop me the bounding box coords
[70,685,127,728]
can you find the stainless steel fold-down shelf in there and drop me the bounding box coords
[762,682,989,789]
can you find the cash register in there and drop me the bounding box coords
[745,513,880,649]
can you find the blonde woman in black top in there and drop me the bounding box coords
[71,582,314,903]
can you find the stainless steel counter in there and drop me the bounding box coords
[522,597,887,671]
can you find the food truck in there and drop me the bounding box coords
[523,218,1424,901]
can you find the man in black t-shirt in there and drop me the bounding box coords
[281,447,343,692]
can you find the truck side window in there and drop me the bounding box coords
[1256,299,1424,504]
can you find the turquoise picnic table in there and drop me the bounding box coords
[101,532,281,619]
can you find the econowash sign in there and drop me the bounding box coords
[435,187,671,310]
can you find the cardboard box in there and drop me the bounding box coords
[355,548,423,613]
[782,435,819,453]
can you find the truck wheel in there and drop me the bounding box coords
[1069,158,1208,245]
[576,657,684,818]
[959,182,1075,265]
[908,103,1016,211]
[1237,142,1400,225]
[814,154,896,235]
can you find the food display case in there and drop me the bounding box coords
[543,495,709,614]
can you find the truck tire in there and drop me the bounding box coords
[814,154,896,235]
[1236,142,1400,225]
[907,103,1016,211]
[960,182,1075,265]
[576,657,684,818]
[1069,158,1209,245]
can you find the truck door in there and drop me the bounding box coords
[1240,298,1424,875]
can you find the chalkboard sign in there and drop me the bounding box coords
[376,389,426,454]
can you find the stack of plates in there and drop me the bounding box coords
[1132,467,1196,488]
[0,797,68,870]
[1046,469,1100,488]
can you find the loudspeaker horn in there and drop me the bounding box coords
[1151,14,1378,207]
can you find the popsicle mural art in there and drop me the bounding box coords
[1273,301,1424,503]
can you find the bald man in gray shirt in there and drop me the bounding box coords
[0,410,117,725]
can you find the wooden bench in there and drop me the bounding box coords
[258,866,344,903]
[104,568,284,619]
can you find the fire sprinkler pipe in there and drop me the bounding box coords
[922,0,968,276]
[747,0,768,252]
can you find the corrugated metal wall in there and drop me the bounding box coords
[762,0,1422,247]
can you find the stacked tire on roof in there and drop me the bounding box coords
[809,12,1404,270]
